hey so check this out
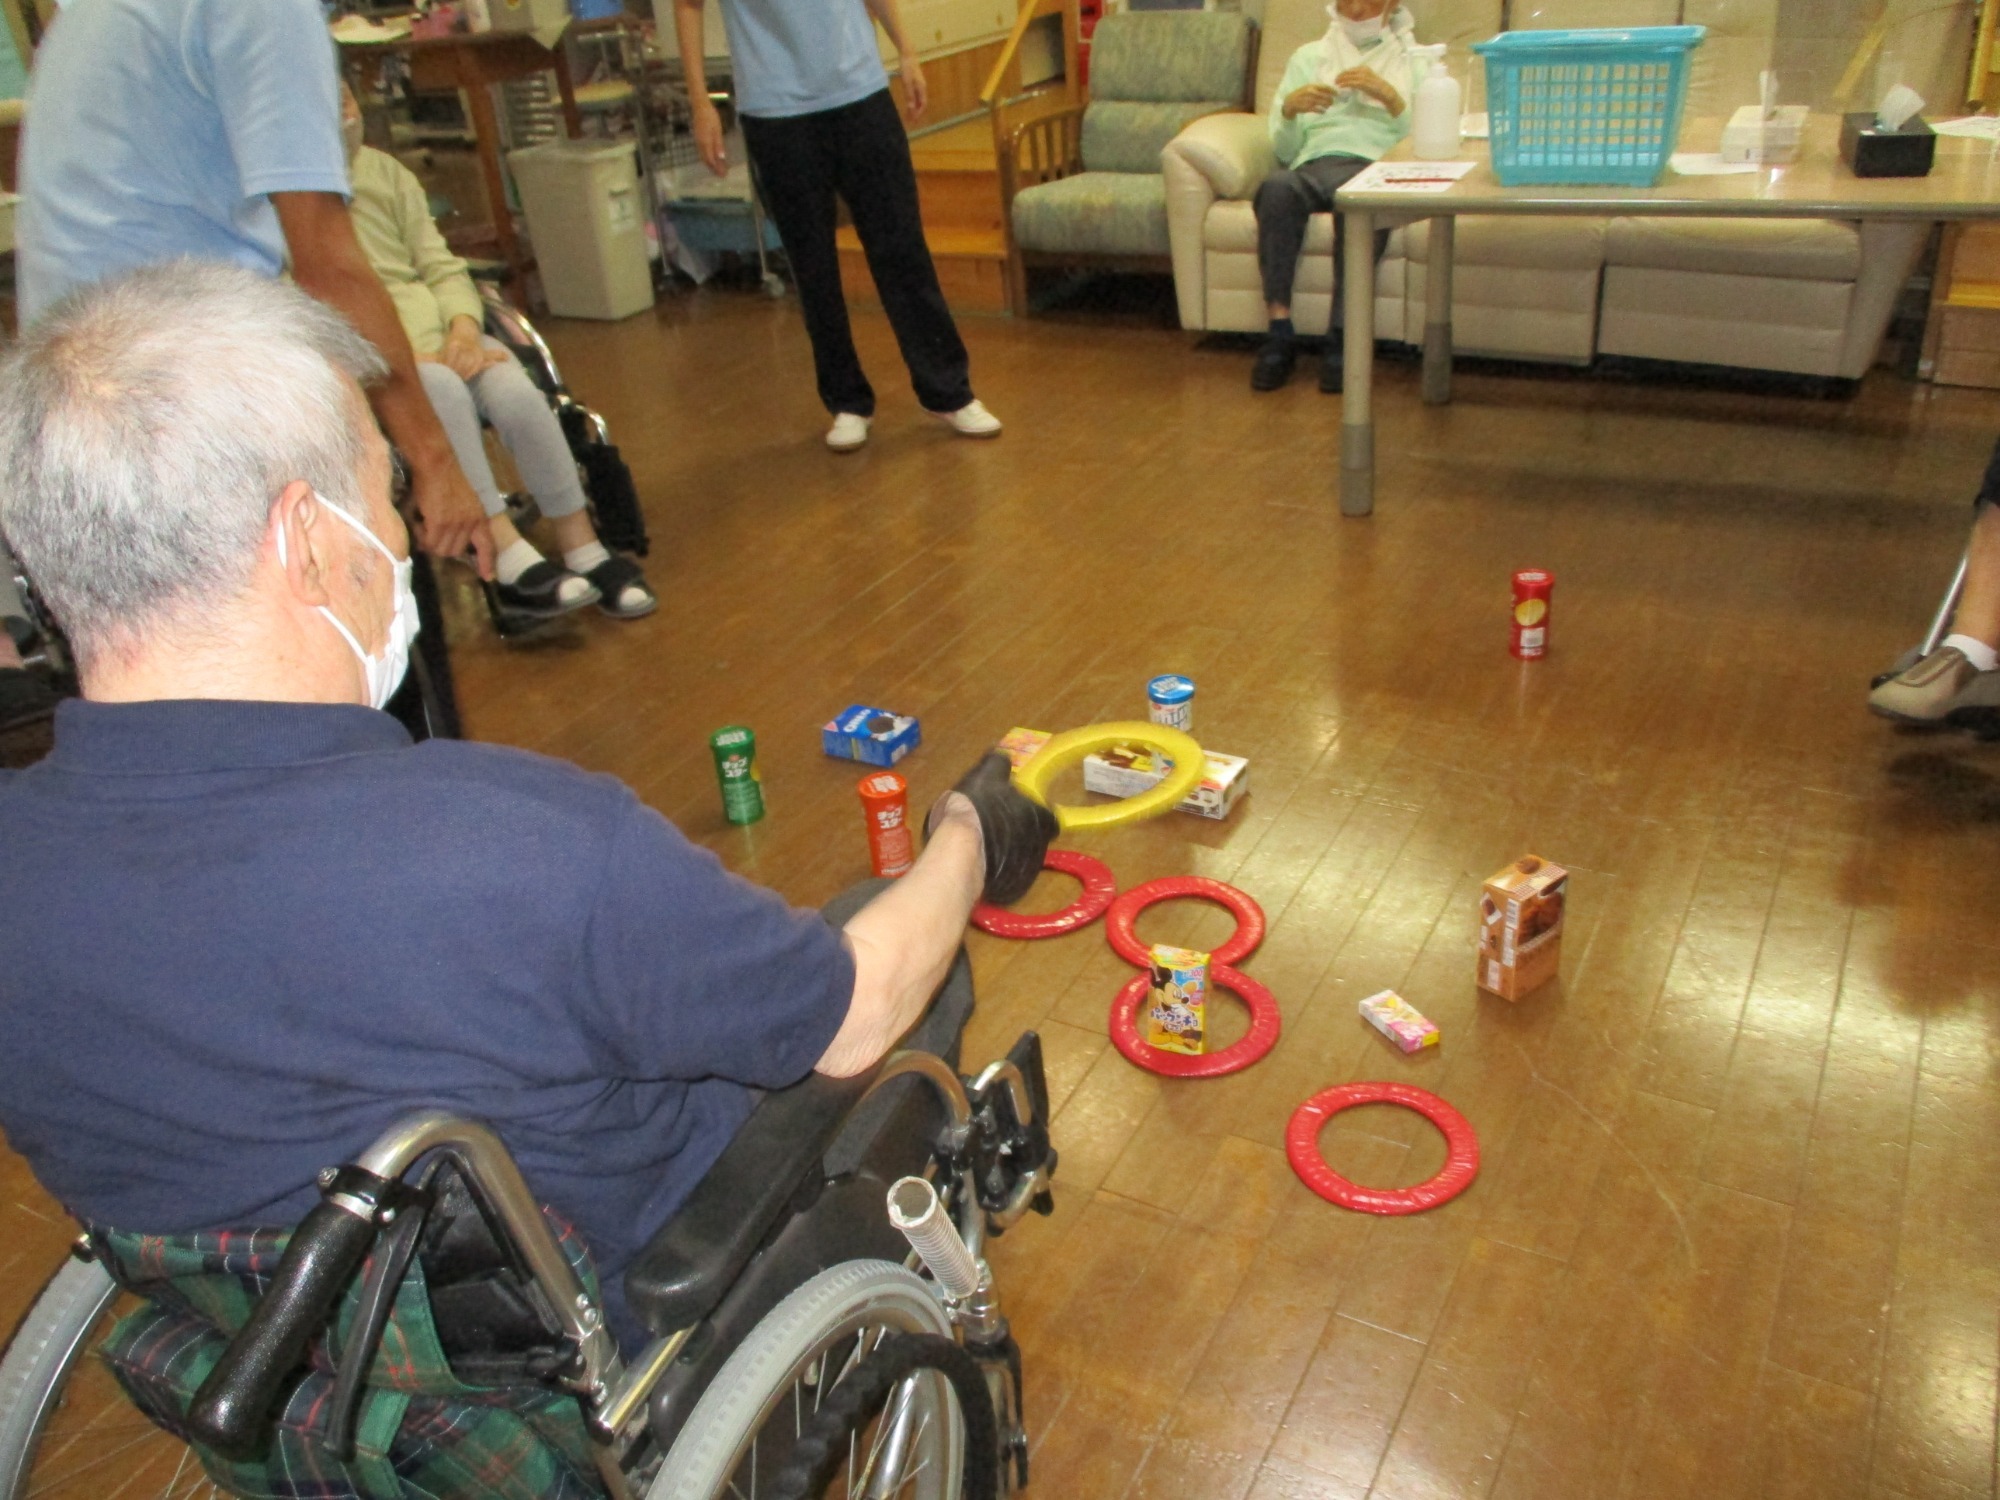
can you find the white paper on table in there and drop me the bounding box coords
[1346,160,1477,193]
[1462,111,1490,139]
[1934,115,2000,139]
[1669,152,1762,176]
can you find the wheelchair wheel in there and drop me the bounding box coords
[0,1253,225,1499]
[653,1260,968,1500]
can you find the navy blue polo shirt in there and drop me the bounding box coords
[0,699,853,1338]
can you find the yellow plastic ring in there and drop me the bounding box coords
[1013,722,1205,832]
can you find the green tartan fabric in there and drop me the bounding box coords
[93,1224,607,1500]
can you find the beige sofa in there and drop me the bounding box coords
[1164,0,1976,378]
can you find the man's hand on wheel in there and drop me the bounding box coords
[933,751,1060,907]
[409,461,495,579]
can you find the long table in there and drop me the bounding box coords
[1334,118,2000,516]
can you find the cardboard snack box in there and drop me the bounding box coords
[822,706,921,768]
[1477,854,1567,1001]
[1082,744,1250,821]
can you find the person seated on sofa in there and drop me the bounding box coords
[342,86,656,621]
[1870,435,2000,725]
[1251,0,1415,393]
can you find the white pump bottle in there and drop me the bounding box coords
[1410,42,1463,160]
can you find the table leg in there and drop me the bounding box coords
[1423,215,1454,406]
[463,79,528,302]
[553,45,584,137]
[1341,207,1377,518]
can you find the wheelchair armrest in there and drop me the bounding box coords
[623,1068,876,1337]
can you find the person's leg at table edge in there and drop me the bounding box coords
[1251,167,1328,391]
[1872,473,2000,722]
[740,108,879,450]
[831,91,998,438]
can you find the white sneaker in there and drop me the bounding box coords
[826,412,872,452]
[932,399,1003,438]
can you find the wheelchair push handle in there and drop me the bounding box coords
[186,1177,390,1458]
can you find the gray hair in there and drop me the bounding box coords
[0,260,389,666]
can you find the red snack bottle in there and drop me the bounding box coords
[1511,570,1554,660]
[857,772,915,878]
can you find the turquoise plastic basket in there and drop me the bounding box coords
[1473,26,1705,188]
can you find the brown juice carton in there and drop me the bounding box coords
[1477,855,1567,1001]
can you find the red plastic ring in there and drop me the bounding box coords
[971,850,1117,940]
[1285,1083,1480,1215]
[1109,964,1281,1079]
[1105,876,1266,968]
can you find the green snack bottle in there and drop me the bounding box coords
[709,726,765,825]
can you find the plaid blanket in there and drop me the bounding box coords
[94,1221,608,1500]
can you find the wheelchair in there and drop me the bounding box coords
[0,1024,1057,1500]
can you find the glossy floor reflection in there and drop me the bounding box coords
[4,282,1998,1500]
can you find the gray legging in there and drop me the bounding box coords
[417,338,589,522]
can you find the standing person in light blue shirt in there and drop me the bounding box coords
[13,0,492,578]
[672,0,1003,452]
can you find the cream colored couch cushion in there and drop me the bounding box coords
[1604,217,1862,281]
[1402,216,1609,272]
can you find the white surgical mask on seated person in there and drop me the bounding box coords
[342,116,365,162]
[1327,4,1388,47]
[276,494,421,710]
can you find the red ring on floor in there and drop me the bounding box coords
[971,850,1117,939]
[1285,1083,1480,1215]
[1104,877,1266,968]
[1109,964,1281,1079]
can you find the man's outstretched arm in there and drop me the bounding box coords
[818,755,1059,1076]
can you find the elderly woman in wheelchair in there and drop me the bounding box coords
[341,85,656,624]
[0,264,1063,1500]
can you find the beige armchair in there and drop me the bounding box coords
[1164,0,1976,379]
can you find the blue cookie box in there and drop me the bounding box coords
[822,705,922,767]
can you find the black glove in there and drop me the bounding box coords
[932,751,1060,907]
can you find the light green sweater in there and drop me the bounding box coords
[347,145,486,357]
[1267,29,1414,170]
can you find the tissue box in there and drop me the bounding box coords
[822,706,921,767]
[1083,743,1249,821]
[1477,855,1567,1001]
[1721,104,1808,164]
[1841,112,1936,178]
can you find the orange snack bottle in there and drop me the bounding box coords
[857,772,915,878]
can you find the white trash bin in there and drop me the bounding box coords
[508,140,656,321]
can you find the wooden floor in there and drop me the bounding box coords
[6,283,2000,1500]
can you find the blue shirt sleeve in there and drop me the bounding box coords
[194,0,349,202]
[581,795,854,1088]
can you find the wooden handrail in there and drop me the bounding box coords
[980,0,1068,107]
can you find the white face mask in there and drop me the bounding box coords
[341,116,365,162]
[278,495,420,710]
[1329,5,1387,45]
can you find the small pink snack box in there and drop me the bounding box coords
[1359,990,1439,1054]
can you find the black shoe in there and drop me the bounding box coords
[1250,335,1298,392]
[1319,343,1344,393]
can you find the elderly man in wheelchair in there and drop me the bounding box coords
[0,263,1058,1500]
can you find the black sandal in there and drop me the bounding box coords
[492,560,599,619]
[584,555,657,620]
